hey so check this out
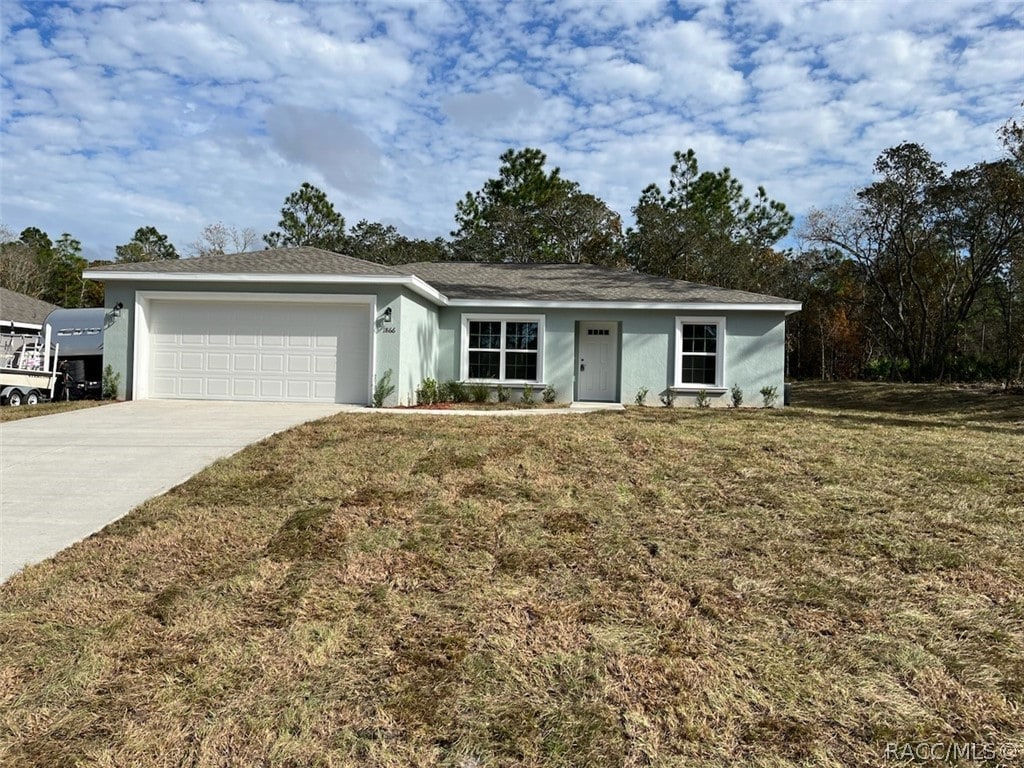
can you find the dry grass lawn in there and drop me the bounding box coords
[0,399,110,422]
[1,383,1022,766]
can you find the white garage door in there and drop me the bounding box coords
[148,299,371,403]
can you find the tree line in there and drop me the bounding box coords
[2,109,1021,384]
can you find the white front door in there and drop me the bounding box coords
[577,322,618,402]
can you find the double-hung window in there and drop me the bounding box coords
[675,316,725,388]
[462,315,544,383]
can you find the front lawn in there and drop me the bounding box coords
[0,399,111,422]
[1,384,1021,766]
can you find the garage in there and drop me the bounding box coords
[144,296,372,404]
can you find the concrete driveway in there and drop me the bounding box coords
[0,400,356,582]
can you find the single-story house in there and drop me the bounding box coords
[83,247,801,407]
[1,287,60,335]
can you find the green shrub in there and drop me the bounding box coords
[521,384,535,405]
[659,389,675,408]
[445,380,469,403]
[416,377,441,405]
[372,369,396,407]
[542,384,557,404]
[635,386,649,406]
[760,385,779,408]
[469,383,490,404]
[496,385,511,403]
[695,389,710,408]
[101,365,121,400]
[730,383,743,408]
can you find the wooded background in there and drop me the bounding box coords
[3,112,1021,385]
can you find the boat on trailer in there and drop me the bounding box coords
[0,326,61,406]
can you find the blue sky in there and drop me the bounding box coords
[1,0,1022,260]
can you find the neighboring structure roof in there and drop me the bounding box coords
[91,247,404,276]
[404,261,800,306]
[84,248,801,309]
[0,287,60,325]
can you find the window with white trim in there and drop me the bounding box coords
[462,315,544,383]
[675,316,725,388]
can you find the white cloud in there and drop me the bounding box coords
[955,28,1024,89]
[265,106,383,195]
[642,19,748,106]
[0,0,1021,260]
[443,82,544,132]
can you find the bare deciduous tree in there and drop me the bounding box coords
[187,222,260,258]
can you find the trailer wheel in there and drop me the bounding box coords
[6,391,23,407]
[26,391,40,406]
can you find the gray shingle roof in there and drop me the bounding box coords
[404,262,799,305]
[89,247,799,306]
[93,247,403,276]
[0,287,60,324]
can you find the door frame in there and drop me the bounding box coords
[575,320,620,402]
[132,291,376,402]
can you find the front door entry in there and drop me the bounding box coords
[577,322,618,402]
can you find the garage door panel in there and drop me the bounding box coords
[259,380,284,398]
[179,377,204,396]
[148,299,369,404]
[153,351,177,369]
[233,353,257,372]
[151,376,177,396]
[288,356,311,373]
[260,354,284,372]
[208,353,230,371]
[207,378,230,396]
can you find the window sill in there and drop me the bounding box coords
[463,380,546,388]
[671,385,728,393]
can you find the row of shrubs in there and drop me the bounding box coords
[373,368,781,409]
[416,378,557,406]
[637,384,779,408]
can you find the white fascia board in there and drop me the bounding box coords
[82,271,450,306]
[445,298,802,313]
[403,275,449,305]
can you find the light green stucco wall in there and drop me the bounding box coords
[101,280,788,408]
[435,307,789,406]
[101,283,135,400]
[392,292,437,406]
[721,312,787,406]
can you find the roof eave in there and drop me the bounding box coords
[82,270,450,306]
[445,298,802,312]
